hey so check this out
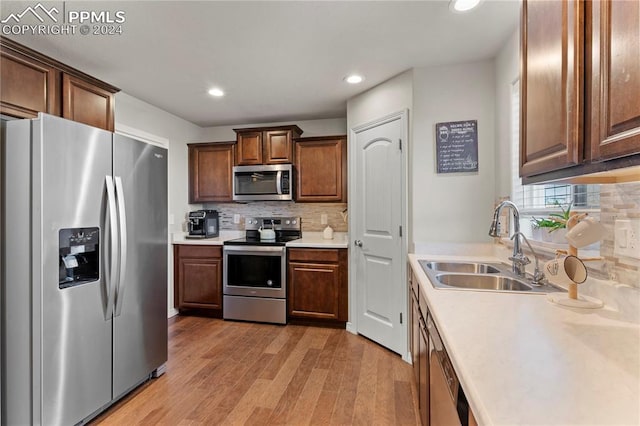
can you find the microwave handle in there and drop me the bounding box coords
[276,171,283,195]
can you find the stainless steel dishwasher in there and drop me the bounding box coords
[427,314,470,426]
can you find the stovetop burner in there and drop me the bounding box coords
[223,216,301,246]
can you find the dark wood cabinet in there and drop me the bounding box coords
[294,135,347,202]
[264,129,295,164]
[520,0,583,177]
[287,248,348,323]
[587,0,640,162]
[418,314,429,426]
[62,73,114,131]
[234,125,302,165]
[410,272,420,385]
[188,142,235,203]
[235,131,263,165]
[0,37,118,131]
[409,269,428,426]
[0,45,60,119]
[521,0,640,182]
[174,245,223,312]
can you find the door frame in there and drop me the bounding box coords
[347,109,410,362]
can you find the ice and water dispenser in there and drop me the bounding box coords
[59,227,100,289]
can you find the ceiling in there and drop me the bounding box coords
[3,1,520,127]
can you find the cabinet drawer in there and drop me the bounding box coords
[176,245,222,259]
[288,248,340,263]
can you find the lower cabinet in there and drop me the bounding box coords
[419,315,429,426]
[287,248,348,323]
[410,269,429,426]
[410,270,420,384]
[409,265,479,426]
[174,245,223,314]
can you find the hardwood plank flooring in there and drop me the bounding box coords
[92,315,420,426]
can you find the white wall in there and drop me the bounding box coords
[199,118,347,142]
[495,29,520,198]
[346,70,413,130]
[412,60,497,244]
[115,92,204,232]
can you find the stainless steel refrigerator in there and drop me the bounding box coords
[1,113,168,425]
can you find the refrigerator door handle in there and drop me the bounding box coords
[114,176,128,317]
[105,176,119,320]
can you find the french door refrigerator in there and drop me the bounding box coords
[1,113,168,425]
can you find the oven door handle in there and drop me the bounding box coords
[223,245,285,254]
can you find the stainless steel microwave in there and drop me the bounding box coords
[232,164,293,201]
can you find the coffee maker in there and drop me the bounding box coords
[187,210,219,239]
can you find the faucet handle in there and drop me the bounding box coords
[509,253,531,266]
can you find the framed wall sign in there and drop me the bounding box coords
[435,120,478,173]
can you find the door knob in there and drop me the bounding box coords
[354,240,363,247]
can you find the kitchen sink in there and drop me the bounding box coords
[418,259,565,294]
[435,273,533,292]
[420,261,501,274]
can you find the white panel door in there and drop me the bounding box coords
[352,113,405,355]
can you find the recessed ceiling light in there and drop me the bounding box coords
[344,74,364,84]
[450,0,482,12]
[208,88,225,97]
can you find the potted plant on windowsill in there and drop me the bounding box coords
[531,202,572,244]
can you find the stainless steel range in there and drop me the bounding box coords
[223,217,301,324]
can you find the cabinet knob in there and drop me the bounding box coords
[354,240,363,247]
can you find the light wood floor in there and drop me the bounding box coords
[92,315,420,425]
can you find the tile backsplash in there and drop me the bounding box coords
[200,202,348,232]
[598,181,640,287]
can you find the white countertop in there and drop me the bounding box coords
[171,231,349,249]
[409,253,640,426]
[171,230,243,245]
[285,232,349,248]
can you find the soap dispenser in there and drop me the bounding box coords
[323,225,334,240]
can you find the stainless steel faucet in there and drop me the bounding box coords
[489,201,529,276]
[511,232,546,286]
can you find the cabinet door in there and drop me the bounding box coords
[411,292,420,386]
[236,131,263,165]
[418,319,429,426]
[175,246,223,310]
[588,0,640,161]
[0,46,60,118]
[189,143,235,203]
[62,73,115,131]
[288,262,341,320]
[264,129,293,164]
[521,0,584,177]
[178,257,222,309]
[294,136,346,202]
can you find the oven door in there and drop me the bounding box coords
[223,245,286,298]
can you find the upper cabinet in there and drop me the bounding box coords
[188,142,236,203]
[0,37,118,131]
[234,125,303,165]
[520,0,583,177]
[520,0,640,183]
[62,74,115,131]
[294,135,347,202]
[0,45,60,118]
[587,0,640,162]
